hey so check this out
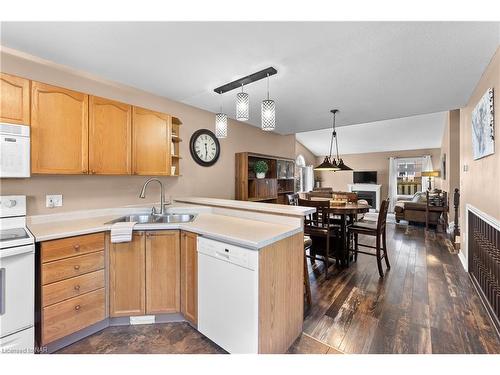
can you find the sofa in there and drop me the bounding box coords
[394,192,444,226]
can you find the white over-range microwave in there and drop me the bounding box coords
[0,123,30,178]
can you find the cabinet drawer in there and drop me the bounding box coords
[42,288,105,345]
[41,233,105,263]
[42,269,105,307]
[42,251,104,285]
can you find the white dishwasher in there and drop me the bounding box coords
[197,236,259,354]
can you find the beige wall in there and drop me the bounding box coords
[459,47,500,259]
[295,141,316,166]
[0,50,295,215]
[316,148,442,201]
[440,109,460,223]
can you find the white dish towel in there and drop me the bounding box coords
[110,222,137,243]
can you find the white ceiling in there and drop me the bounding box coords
[1,22,498,134]
[296,111,447,156]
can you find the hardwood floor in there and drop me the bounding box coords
[56,222,500,354]
[303,222,500,354]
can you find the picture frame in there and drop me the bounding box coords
[471,88,495,160]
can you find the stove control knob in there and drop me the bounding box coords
[4,199,17,208]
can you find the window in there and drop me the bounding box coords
[396,157,424,196]
[295,155,313,192]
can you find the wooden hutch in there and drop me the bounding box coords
[235,152,295,204]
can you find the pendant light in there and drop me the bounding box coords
[261,73,276,131]
[215,91,227,138]
[315,109,352,171]
[236,84,249,121]
[315,110,341,171]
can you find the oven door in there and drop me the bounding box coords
[0,244,34,338]
[0,132,30,178]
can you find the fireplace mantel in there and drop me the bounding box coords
[347,184,382,212]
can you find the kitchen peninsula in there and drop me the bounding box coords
[27,198,314,354]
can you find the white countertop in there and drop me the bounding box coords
[27,202,304,250]
[174,197,315,217]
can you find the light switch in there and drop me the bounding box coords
[46,194,63,208]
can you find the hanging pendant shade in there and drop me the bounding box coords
[314,156,340,171]
[215,90,228,138]
[337,158,353,171]
[236,85,249,121]
[261,73,276,131]
[215,112,227,138]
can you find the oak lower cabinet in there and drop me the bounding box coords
[145,231,180,314]
[31,81,89,174]
[180,231,198,326]
[0,72,30,125]
[132,106,172,175]
[39,233,106,346]
[89,96,132,175]
[109,232,146,317]
[109,230,181,317]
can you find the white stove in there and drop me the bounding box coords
[0,195,35,354]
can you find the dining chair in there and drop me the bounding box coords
[298,198,341,278]
[348,198,391,277]
[286,193,299,206]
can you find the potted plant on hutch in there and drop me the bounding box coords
[254,160,269,179]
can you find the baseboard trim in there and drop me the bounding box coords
[44,319,109,354]
[44,313,188,353]
[458,251,468,271]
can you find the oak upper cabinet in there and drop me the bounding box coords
[89,96,132,175]
[132,106,172,175]
[109,232,145,317]
[180,231,198,326]
[145,231,180,314]
[31,81,89,174]
[0,73,30,125]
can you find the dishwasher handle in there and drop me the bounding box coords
[215,251,230,260]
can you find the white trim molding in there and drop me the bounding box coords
[348,184,382,212]
[463,204,500,272]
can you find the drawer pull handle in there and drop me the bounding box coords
[73,244,80,251]
[74,285,81,291]
[74,265,80,270]
[74,305,81,311]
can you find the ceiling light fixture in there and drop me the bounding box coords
[215,91,227,138]
[213,67,277,134]
[236,84,249,121]
[315,109,352,171]
[261,73,276,131]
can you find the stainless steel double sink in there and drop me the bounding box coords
[107,213,196,225]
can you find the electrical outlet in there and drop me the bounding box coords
[46,194,63,208]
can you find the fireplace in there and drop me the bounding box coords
[347,183,381,211]
[356,191,376,207]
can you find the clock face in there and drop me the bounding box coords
[189,129,220,166]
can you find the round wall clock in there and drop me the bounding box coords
[189,129,221,166]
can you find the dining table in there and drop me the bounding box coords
[309,198,371,266]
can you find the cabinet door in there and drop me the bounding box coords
[89,96,132,175]
[0,73,30,125]
[256,179,277,199]
[145,230,180,314]
[132,106,172,175]
[109,232,145,317]
[31,81,89,174]
[180,231,197,326]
